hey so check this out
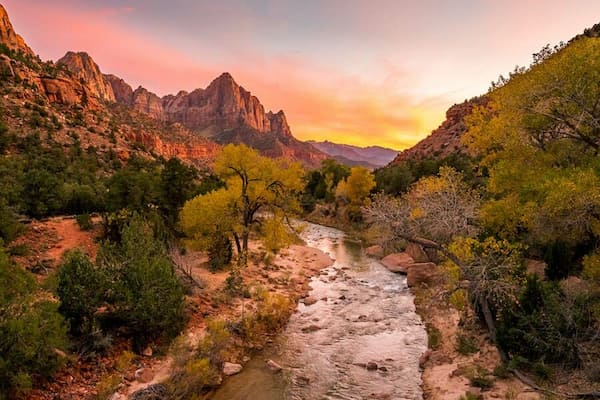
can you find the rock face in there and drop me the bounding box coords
[390,97,487,164]
[104,74,133,104]
[380,253,414,274]
[57,52,115,102]
[406,262,438,287]
[106,72,326,166]
[0,4,34,56]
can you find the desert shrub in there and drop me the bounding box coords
[456,334,479,355]
[207,233,232,271]
[95,374,121,400]
[225,269,244,297]
[57,250,105,335]
[497,276,580,366]
[0,248,68,398]
[57,217,187,351]
[76,213,93,230]
[426,324,442,350]
[166,358,220,400]
[0,200,23,243]
[196,319,231,367]
[99,217,186,350]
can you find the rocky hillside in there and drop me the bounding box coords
[390,97,487,164]
[0,4,325,167]
[308,140,398,168]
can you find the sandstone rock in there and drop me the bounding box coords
[0,5,35,55]
[419,349,432,368]
[0,54,14,77]
[135,368,155,383]
[406,262,438,287]
[132,86,164,120]
[57,51,115,102]
[142,346,152,357]
[366,361,378,370]
[105,74,134,104]
[365,245,384,258]
[222,362,243,376]
[405,243,429,263]
[266,359,282,372]
[380,253,414,274]
[301,324,321,333]
[302,296,318,306]
[390,97,488,164]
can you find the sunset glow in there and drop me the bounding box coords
[5,0,600,149]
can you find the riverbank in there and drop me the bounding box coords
[410,278,540,400]
[24,218,333,399]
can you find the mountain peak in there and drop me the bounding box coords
[57,51,115,102]
[0,4,35,56]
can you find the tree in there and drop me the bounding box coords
[181,144,304,266]
[335,166,375,219]
[1,247,67,398]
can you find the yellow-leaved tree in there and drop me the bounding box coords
[180,144,304,268]
[335,166,375,219]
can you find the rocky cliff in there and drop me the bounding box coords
[0,4,34,55]
[104,71,325,166]
[390,97,487,164]
[57,52,115,102]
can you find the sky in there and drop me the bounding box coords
[3,0,600,149]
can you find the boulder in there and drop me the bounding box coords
[406,263,438,287]
[405,243,429,263]
[266,359,282,372]
[222,362,243,376]
[380,253,414,274]
[302,296,318,306]
[142,346,153,357]
[365,245,384,258]
[366,361,378,371]
[135,368,155,384]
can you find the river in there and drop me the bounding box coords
[208,222,427,400]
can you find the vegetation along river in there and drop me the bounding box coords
[209,222,428,400]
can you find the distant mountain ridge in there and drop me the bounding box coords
[308,140,399,168]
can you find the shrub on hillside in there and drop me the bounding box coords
[0,247,68,398]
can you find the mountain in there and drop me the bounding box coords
[0,4,324,167]
[389,97,487,164]
[308,140,399,168]
[99,71,326,166]
[0,6,219,166]
[0,4,33,56]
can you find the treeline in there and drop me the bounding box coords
[365,34,600,387]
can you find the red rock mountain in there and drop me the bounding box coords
[390,97,487,164]
[0,4,324,166]
[0,5,219,166]
[57,51,116,102]
[102,71,325,165]
[0,4,34,55]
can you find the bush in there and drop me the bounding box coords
[456,334,479,355]
[76,213,93,230]
[0,248,68,398]
[207,233,232,272]
[57,250,105,335]
[99,216,186,350]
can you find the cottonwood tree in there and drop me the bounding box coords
[180,144,304,267]
[363,168,522,342]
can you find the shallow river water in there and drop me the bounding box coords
[209,222,427,400]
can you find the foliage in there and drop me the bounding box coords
[57,250,105,336]
[335,166,376,218]
[76,213,92,230]
[0,247,68,398]
[57,217,186,351]
[364,167,480,246]
[304,159,350,201]
[181,144,304,266]
[497,276,581,366]
[207,233,232,272]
